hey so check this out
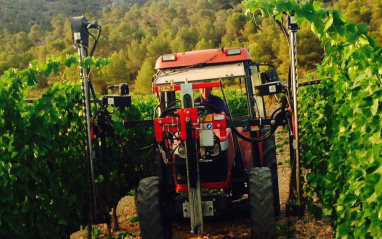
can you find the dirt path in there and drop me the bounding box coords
[71,106,334,239]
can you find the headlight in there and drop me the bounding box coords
[177,144,186,158]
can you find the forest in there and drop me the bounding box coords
[0,0,380,96]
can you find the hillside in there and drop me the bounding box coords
[0,0,380,95]
[0,0,148,33]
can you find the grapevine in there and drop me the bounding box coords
[244,0,382,238]
[0,55,116,238]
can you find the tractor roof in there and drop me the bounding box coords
[154,47,252,70]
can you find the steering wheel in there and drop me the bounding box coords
[196,102,223,115]
[160,106,180,118]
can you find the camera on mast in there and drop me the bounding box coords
[71,16,90,48]
[288,15,299,31]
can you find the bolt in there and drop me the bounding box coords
[186,117,190,122]
[271,120,276,125]
[283,120,287,124]
[186,111,189,114]
[159,120,162,124]
[217,124,220,128]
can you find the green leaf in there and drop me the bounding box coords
[43,64,52,77]
[371,99,378,116]
[375,177,382,195]
[52,64,60,75]
[343,194,357,206]
[64,55,78,67]
[336,222,349,239]
[369,133,382,144]
[324,15,333,32]
[11,151,18,159]
[313,1,323,11]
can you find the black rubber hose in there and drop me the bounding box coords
[231,127,276,142]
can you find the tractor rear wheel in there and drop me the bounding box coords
[262,126,280,217]
[248,167,277,239]
[136,176,172,239]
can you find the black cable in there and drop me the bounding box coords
[231,126,276,142]
[89,80,101,112]
[153,104,160,119]
[275,16,290,45]
[160,106,180,117]
[198,110,210,124]
[89,27,101,57]
[132,144,154,151]
[167,99,181,108]
[271,107,284,120]
[219,80,232,118]
[169,143,181,162]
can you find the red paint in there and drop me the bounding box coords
[155,48,252,70]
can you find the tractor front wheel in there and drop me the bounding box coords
[262,126,280,217]
[136,176,172,239]
[248,167,277,239]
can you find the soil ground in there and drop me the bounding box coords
[71,104,334,239]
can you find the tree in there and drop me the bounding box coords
[226,12,247,38]
[28,25,45,46]
[103,50,130,87]
[15,32,33,53]
[135,58,155,94]
[126,40,146,77]
[247,18,279,65]
[334,0,372,24]
[271,32,290,80]
[370,0,382,45]
[170,27,198,52]
[297,24,324,72]
[199,20,220,45]
[147,37,171,60]
[195,38,215,50]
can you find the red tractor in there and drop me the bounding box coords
[136,47,288,239]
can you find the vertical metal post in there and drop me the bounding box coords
[250,64,266,118]
[244,62,261,167]
[181,83,203,235]
[78,46,97,219]
[244,61,256,119]
[288,18,302,206]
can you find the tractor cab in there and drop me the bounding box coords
[152,48,257,191]
[153,47,253,114]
